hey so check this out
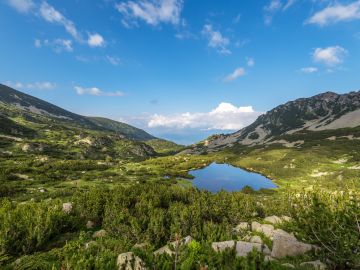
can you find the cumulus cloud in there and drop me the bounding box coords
[202,24,231,55]
[224,68,246,82]
[307,1,360,26]
[4,81,56,90]
[147,102,262,130]
[8,0,34,13]
[87,33,105,47]
[300,67,318,73]
[116,0,183,27]
[74,86,124,97]
[312,46,347,66]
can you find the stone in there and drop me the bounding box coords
[154,236,193,256]
[264,255,276,262]
[234,222,249,232]
[92,229,107,238]
[281,263,295,268]
[251,221,275,239]
[263,244,271,255]
[300,260,326,270]
[211,241,235,252]
[62,202,73,214]
[281,216,292,222]
[250,235,263,244]
[264,216,282,224]
[154,245,174,256]
[236,241,262,257]
[271,229,313,258]
[86,220,95,229]
[117,252,147,270]
[85,241,97,249]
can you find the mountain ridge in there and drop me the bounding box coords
[185,90,360,153]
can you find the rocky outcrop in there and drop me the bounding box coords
[212,241,235,252]
[117,252,146,270]
[251,221,275,239]
[271,229,313,258]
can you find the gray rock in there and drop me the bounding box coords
[271,229,313,258]
[85,241,97,249]
[92,229,107,239]
[264,216,282,224]
[235,241,262,257]
[264,255,276,262]
[154,236,193,256]
[263,244,271,255]
[86,220,95,229]
[250,235,263,244]
[281,263,295,268]
[234,222,249,232]
[154,245,174,256]
[62,202,73,214]
[251,221,275,239]
[212,240,236,252]
[117,252,147,270]
[300,260,326,270]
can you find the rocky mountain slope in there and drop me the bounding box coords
[0,84,180,160]
[188,90,360,153]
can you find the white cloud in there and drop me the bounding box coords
[53,39,73,52]
[307,1,360,26]
[74,86,124,97]
[147,102,262,130]
[87,33,105,47]
[202,24,231,55]
[8,0,34,13]
[34,38,73,52]
[300,67,318,73]
[247,57,255,67]
[4,81,56,90]
[105,56,121,66]
[312,46,347,66]
[263,0,296,25]
[116,0,183,27]
[39,2,81,41]
[224,67,246,82]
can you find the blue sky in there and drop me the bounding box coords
[1,0,360,144]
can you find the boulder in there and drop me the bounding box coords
[263,244,271,255]
[271,229,313,258]
[234,222,249,232]
[92,229,107,239]
[154,236,193,256]
[62,202,73,214]
[117,252,147,270]
[212,241,235,252]
[300,260,326,270]
[251,221,275,239]
[235,241,262,257]
[86,220,95,229]
[264,216,282,224]
[250,235,263,244]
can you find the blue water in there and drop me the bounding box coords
[189,163,277,193]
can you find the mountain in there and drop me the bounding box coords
[0,84,181,159]
[187,90,360,153]
[87,117,156,141]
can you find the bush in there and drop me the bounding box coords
[0,199,78,256]
[289,190,360,269]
